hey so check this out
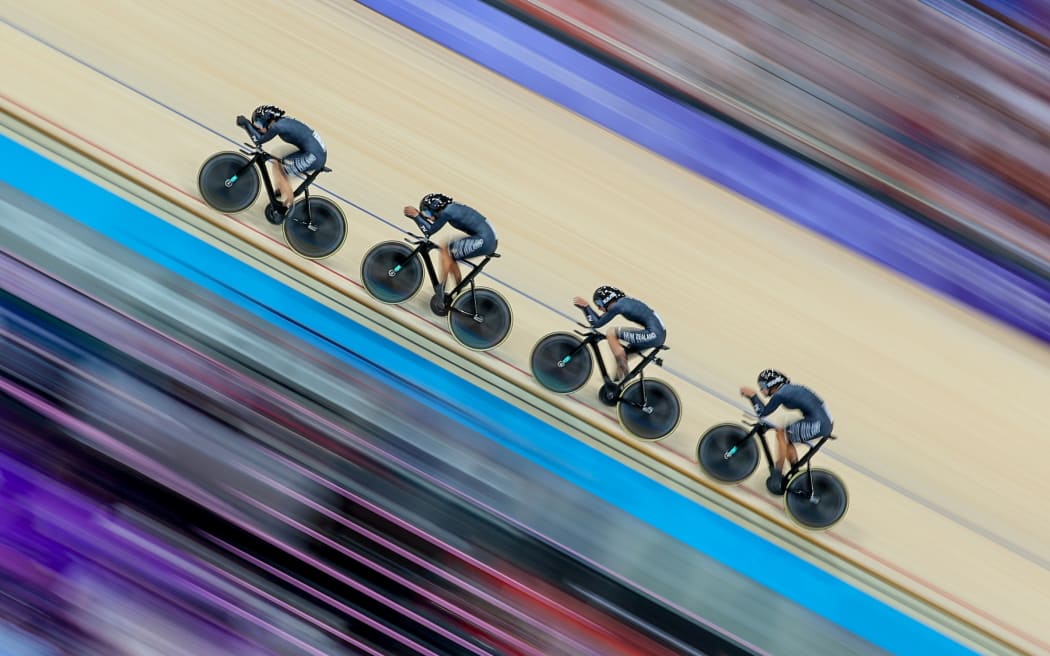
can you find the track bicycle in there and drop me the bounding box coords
[530,323,681,439]
[697,417,848,529]
[360,224,512,351]
[197,139,347,259]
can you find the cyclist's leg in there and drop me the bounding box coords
[446,236,489,291]
[784,419,825,469]
[610,328,656,380]
[603,328,629,380]
[774,427,792,474]
[268,160,294,209]
[278,150,319,209]
[438,242,459,291]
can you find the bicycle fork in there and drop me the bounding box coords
[299,186,317,231]
[226,158,257,188]
[464,279,484,324]
[723,428,757,462]
[635,370,655,415]
[625,353,662,414]
[557,340,591,368]
[447,266,487,323]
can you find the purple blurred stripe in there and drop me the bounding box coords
[0,380,354,655]
[0,245,760,653]
[0,370,487,652]
[186,554,389,656]
[234,461,601,654]
[0,444,281,656]
[357,0,1050,344]
[225,485,552,656]
[964,0,1050,36]
[0,373,468,654]
[213,505,492,656]
[0,252,557,652]
[202,534,444,656]
[0,380,446,655]
[257,454,620,635]
[268,451,771,654]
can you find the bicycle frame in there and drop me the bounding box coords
[399,236,499,317]
[568,328,667,406]
[723,422,832,496]
[233,144,325,225]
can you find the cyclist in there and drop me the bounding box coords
[403,193,498,308]
[236,105,327,221]
[739,369,834,485]
[572,286,666,382]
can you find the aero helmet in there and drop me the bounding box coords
[251,105,285,129]
[593,285,625,310]
[757,369,789,392]
[419,193,453,217]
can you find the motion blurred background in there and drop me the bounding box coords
[1,1,1049,654]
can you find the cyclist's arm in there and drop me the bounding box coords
[416,213,449,236]
[585,304,622,329]
[756,393,785,417]
[243,121,279,146]
[578,305,600,325]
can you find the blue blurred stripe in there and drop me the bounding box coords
[0,134,974,654]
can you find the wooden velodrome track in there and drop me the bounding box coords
[1,1,1048,653]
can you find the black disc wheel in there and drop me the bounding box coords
[448,287,512,351]
[361,241,424,303]
[283,197,347,259]
[698,424,759,483]
[617,379,681,440]
[530,332,592,393]
[784,468,849,530]
[197,152,259,213]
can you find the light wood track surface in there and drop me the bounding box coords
[1,2,1047,652]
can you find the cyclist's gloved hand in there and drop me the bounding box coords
[236,115,251,129]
